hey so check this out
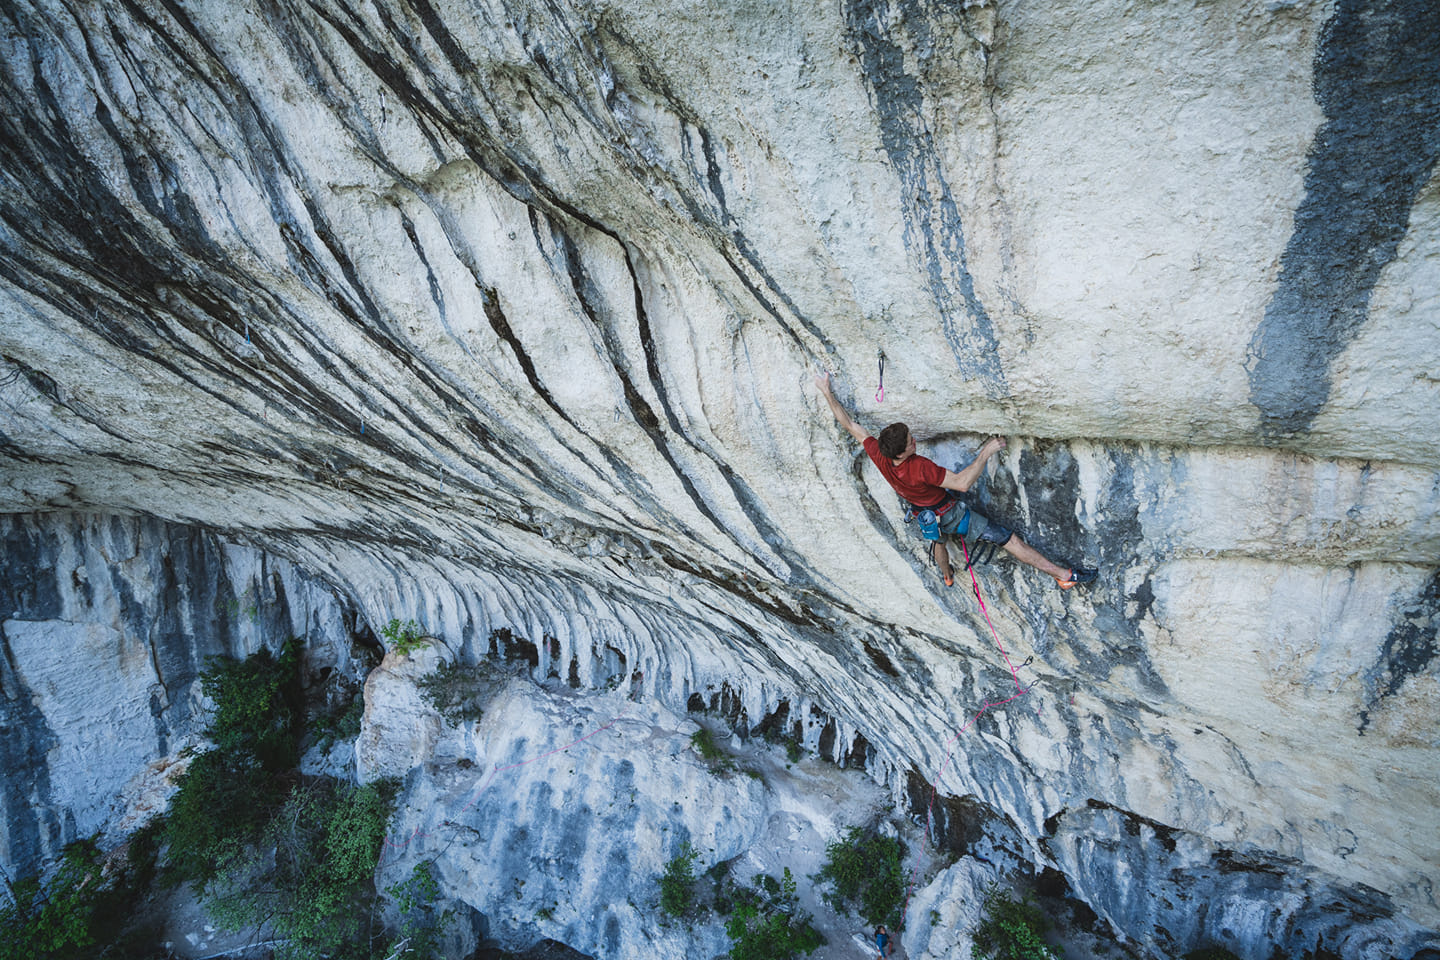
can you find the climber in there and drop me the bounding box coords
[814,371,1097,589]
[875,924,895,958]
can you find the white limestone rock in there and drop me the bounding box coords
[0,0,1436,955]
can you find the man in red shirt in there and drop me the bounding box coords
[815,372,1096,589]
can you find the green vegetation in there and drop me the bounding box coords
[161,641,400,960]
[312,687,366,751]
[384,861,454,959]
[653,845,822,960]
[0,818,161,957]
[0,840,106,960]
[759,724,804,764]
[163,641,303,886]
[203,639,302,767]
[204,779,396,959]
[382,618,428,656]
[690,727,738,773]
[659,842,702,917]
[970,884,1058,960]
[0,639,456,959]
[417,660,492,725]
[814,826,906,928]
[724,868,824,960]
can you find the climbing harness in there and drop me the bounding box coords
[964,539,998,570]
[875,349,886,404]
[899,492,972,545]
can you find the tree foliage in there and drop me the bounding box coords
[971,884,1058,960]
[660,842,701,918]
[381,619,428,656]
[164,641,399,959]
[815,826,906,928]
[724,868,824,960]
[200,638,303,769]
[0,829,165,960]
[0,841,103,960]
[385,861,454,959]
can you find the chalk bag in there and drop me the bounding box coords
[918,509,940,541]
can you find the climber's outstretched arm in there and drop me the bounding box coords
[814,372,870,445]
[941,437,1006,492]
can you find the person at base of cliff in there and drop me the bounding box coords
[815,371,1097,590]
[875,924,896,958]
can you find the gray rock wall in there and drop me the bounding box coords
[0,512,359,880]
[0,0,1437,956]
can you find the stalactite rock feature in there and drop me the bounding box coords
[0,0,1438,956]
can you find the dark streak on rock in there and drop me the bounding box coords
[1358,568,1438,733]
[1247,0,1440,436]
[842,0,1007,396]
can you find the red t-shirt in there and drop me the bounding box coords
[863,436,948,508]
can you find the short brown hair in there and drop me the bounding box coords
[878,422,909,459]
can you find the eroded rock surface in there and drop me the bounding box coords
[0,0,1437,956]
[0,512,361,873]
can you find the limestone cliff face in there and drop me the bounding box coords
[0,512,362,875]
[0,0,1437,957]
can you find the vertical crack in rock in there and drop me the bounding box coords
[844,0,1008,397]
[1247,0,1440,437]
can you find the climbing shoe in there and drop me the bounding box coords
[1055,567,1098,590]
[943,571,955,587]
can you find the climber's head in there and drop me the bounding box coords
[878,423,912,460]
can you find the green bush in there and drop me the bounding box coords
[161,747,288,885]
[724,868,824,960]
[311,688,365,751]
[382,619,428,656]
[0,841,103,960]
[417,661,491,725]
[201,638,302,770]
[163,642,398,959]
[165,640,303,886]
[660,842,702,917]
[970,884,1058,960]
[815,826,906,928]
[691,728,736,772]
[208,779,396,960]
[385,861,454,958]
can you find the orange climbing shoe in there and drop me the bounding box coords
[943,571,954,587]
[1055,567,1098,590]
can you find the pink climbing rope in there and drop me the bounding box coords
[904,534,1029,912]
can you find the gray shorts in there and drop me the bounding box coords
[923,502,1013,546]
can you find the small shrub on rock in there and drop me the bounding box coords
[418,660,498,725]
[659,842,702,917]
[381,618,428,656]
[815,826,905,929]
[971,883,1058,960]
[724,868,824,960]
[163,642,398,960]
[690,728,737,773]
